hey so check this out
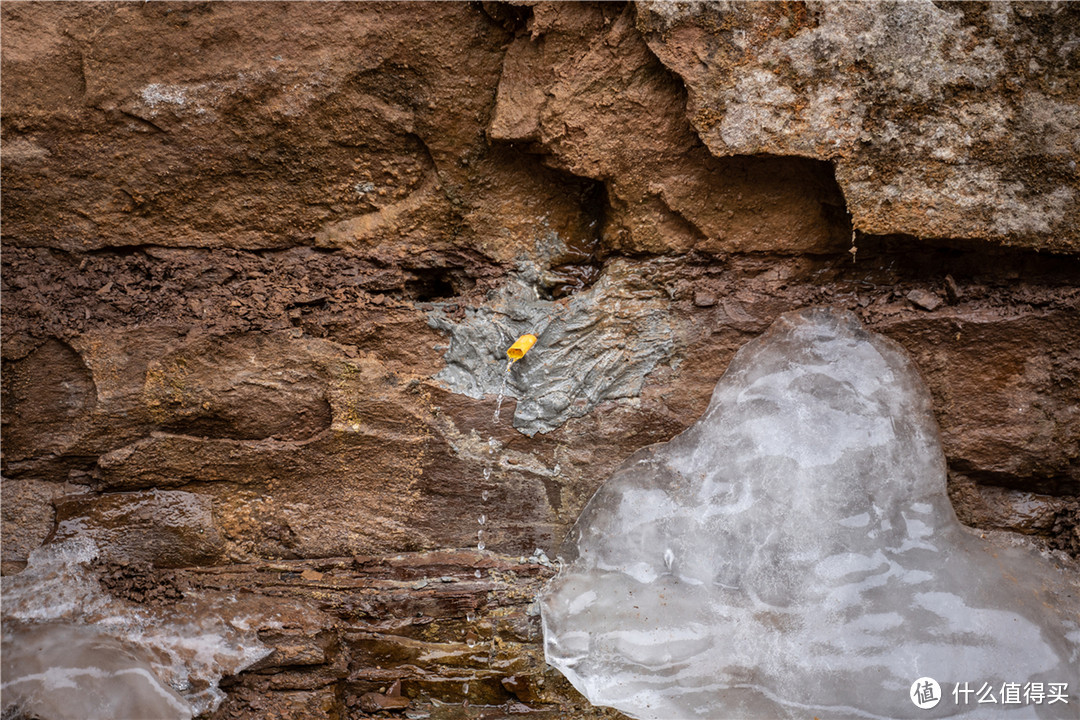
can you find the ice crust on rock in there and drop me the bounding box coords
[540,307,1079,719]
[1,537,271,718]
[1,622,193,720]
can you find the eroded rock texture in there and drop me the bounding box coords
[2,2,1079,718]
[638,1,1080,250]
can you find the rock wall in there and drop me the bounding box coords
[2,2,1078,718]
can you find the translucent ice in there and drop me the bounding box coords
[540,308,1079,719]
[1,622,192,720]
[1,537,270,717]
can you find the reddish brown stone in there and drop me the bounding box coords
[1,4,1077,718]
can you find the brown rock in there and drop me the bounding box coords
[0,478,63,565]
[52,490,225,568]
[490,4,847,256]
[944,274,962,304]
[948,474,1070,536]
[881,310,1080,496]
[143,332,334,441]
[358,680,410,713]
[1,2,604,271]
[638,2,1080,251]
[1,339,96,464]
[692,290,718,308]
[906,288,943,312]
[189,550,620,718]
[2,4,1079,717]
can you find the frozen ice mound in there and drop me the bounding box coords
[1,536,271,718]
[1,622,193,720]
[540,307,1079,719]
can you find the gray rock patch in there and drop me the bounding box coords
[428,259,673,436]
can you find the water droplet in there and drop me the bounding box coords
[477,541,486,551]
[477,529,484,540]
[466,612,476,622]
[463,682,469,694]
[481,490,490,501]
[474,569,482,578]
[478,514,486,525]
[483,468,492,480]
[664,547,675,570]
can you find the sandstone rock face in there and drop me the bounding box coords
[0,478,64,567]
[489,3,849,256]
[52,490,226,568]
[637,1,1080,251]
[2,2,1078,718]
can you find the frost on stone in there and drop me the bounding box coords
[540,307,1079,719]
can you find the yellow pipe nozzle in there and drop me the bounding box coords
[505,334,537,370]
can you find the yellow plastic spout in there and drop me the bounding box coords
[505,333,537,371]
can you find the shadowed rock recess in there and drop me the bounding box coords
[2,2,1078,719]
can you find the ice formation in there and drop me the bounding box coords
[1,622,192,720]
[540,308,1079,719]
[0,536,271,718]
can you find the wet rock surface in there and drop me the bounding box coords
[190,551,614,719]
[52,490,226,568]
[2,2,1079,718]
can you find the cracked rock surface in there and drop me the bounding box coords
[637,1,1080,250]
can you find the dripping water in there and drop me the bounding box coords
[493,371,510,423]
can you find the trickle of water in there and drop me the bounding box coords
[493,372,509,423]
[492,377,507,423]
